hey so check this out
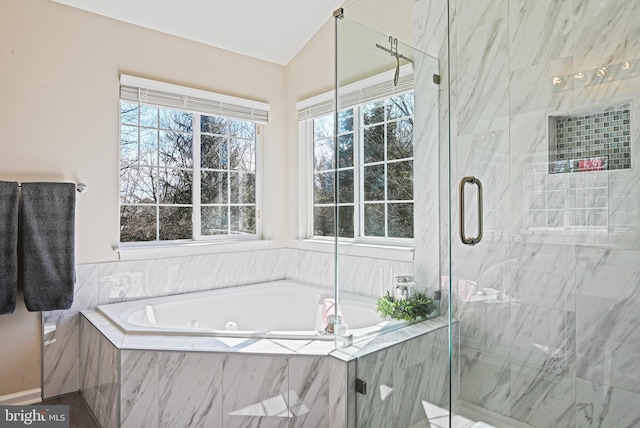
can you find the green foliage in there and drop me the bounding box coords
[375,291,437,321]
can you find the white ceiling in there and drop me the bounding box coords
[51,0,345,65]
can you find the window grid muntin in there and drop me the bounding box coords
[310,90,414,242]
[119,101,258,243]
[312,108,355,238]
[359,92,414,240]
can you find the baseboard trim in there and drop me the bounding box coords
[0,388,42,405]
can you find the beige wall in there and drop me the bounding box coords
[284,18,335,241]
[0,0,287,396]
[282,0,415,240]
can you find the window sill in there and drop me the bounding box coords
[115,238,277,261]
[293,239,414,262]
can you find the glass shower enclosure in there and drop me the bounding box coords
[334,0,640,427]
[333,2,453,427]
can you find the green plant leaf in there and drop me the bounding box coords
[375,291,437,321]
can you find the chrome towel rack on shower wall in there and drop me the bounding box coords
[17,182,88,193]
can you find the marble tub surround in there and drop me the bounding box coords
[80,310,448,428]
[43,264,100,398]
[81,310,336,356]
[332,317,453,428]
[79,316,118,428]
[43,246,415,398]
[79,313,338,428]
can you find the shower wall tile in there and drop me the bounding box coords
[458,299,510,358]
[510,361,575,427]
[576,293,640,395]
[414,56,442,190]
[575,247,640,299]
[120,351,158,428]
[289,356,330,428]
[509,57,575,116]
[438,189,451,307]
[413,0,445,295]
[456,17,509,135]
[453,239,510,336]
[508,0,573,71]
[455,0,507,35]
[573,0,640,108]
[459,347,510,417]
[508,110,553,234]
[413,0,447,59]
[575,378,640,428]
[608,164,640,250]
[573,0,640,72]
[509,242,576,311]
[455,129,510,235]
[222,354,289,428]
[414,189,442,290]
[510,303,576,375]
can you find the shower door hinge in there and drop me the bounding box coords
[433,290,442,301]
[433,74,441,85]
[355,378,367,395]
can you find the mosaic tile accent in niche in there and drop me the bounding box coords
[548,102,631,174]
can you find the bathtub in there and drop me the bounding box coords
[97,279,403,341]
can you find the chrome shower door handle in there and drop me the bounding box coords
[459,176,483,246]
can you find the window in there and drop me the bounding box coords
[307,89,415,243]
[119,75,268,244]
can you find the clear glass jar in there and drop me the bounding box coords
[394,275,417,300]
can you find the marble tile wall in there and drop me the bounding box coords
[354,325,452,428]
[79,316,118,428]
[450,0,640,426]
[86,346,344,428]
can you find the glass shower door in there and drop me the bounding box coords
[450,0,640,427]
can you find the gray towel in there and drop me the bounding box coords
[0,181,19,315]
[21,182,76,311]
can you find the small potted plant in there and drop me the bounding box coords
[376,291,437,321]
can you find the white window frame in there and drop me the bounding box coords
[117,75,268,256]
[297,66,415,249]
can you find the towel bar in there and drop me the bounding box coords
[17,182,87,193]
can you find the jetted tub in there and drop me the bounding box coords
[97,280,402,341]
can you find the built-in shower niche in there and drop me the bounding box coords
[548,102,631,174]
